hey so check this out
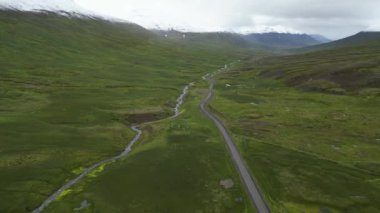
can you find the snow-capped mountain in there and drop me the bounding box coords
[0,0,88,14]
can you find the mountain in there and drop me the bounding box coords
[0,1,324,51]
[244,32,322,49]
[153,30,326,50]
[310,34,331,43]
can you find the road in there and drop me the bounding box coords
[199,80,271,213]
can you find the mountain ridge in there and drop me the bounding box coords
[244,32,322,49]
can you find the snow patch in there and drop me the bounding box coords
[0,0,93,15]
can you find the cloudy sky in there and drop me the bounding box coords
[1,0,379,39]
[73,0,380,39]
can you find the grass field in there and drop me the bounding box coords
[44,80,256,212]
[211,44,380,212]
[0,10,259,212]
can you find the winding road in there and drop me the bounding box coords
[32,83,192,213]
[199,79,271,213]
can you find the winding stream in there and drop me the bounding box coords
[174,82,193,117]
[32,83,192,213]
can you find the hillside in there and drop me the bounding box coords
[0,9,258,212]
[255,35,380,94]
[209,32,380,212]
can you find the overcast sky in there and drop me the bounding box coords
[2,0,379,39]
[74,0,380,39]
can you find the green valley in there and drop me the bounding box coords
[0,10,258,212]
[0,4,380,213]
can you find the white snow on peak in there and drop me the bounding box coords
[0,0,89,14]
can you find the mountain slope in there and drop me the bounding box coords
[253,33,380,94]
[325,31,380,47]
[303,31,380,52]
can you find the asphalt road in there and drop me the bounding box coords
[199,80,271,213]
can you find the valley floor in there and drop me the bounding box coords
[44,74,255,213]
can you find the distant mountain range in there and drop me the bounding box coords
[155,30,330,49]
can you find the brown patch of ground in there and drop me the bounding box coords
[259,70,285,79]
[124,112,165,124]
